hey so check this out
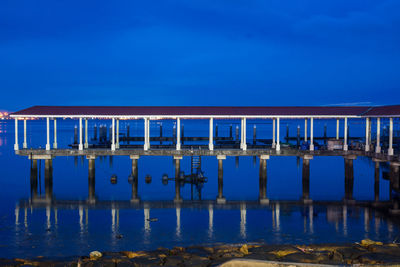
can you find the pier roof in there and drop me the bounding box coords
[10,105,400,118]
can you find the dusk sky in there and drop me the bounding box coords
[1,0,400,111]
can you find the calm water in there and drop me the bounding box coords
[0,118,398,259]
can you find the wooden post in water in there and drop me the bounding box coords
[259,155,269,204]
[216,155,226,204]
[131,155,140,203]
[286,124,289,143]
[229,125,233,139]
[74,125,78,144]
[30,159,38,200]
[88,156,96,203]
[374,161,380,202]
[344,156,355,203]
[297,125,300,148]
[301,155,313,204]
[253,125,257,145]
[44,159,53,202]
[126,123,130,144]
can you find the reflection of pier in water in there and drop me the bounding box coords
[27,154,400,211]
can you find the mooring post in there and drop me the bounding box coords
[130,155,140,203]
[253,125,257,145]
[174,156,182,203]
[87,156,96,203]
[216,155,226,204]
[302,155,313,204]
[93,124,97,141]
[344,155,356,203]
[259,155,269,204]
[297,125,300,148]
[126,123,130,144]
[30,159,38,199]
[45,159,53,202]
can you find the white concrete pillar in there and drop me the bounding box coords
[53,119,57,149]
[272,119,276,149]
[276,118,280,151]
[309,118,314,151]
[111,118,116,151]
[14,118,19,150]
[365,118,370,152]
[240,118,243,149]
[79,118,83,150]
[116,119,120,149]
[176,118,181,150]
[242,118,247,151]
[376,118,381,153]
[144,118,148,151]
[389,117,394,156]
[209,118,214,151]
[147,118,151,150]
[46,117,50,150]
[23,119,27,149]
[84,119,88,149]
[344,117,348,151]
[336,119,339,140]
[304,119,308,142]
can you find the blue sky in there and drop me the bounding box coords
[1,0,400,110]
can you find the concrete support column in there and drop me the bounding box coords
[176,118,181,151]
[209,118,214,151]
[30,159,38,199]
[79,118,83,150]
[116,119,120,149]
[259,155,269,204]
[304,119,308,142]
[88,156,96,203]
[14,118,19,150]
[336,119,339,140]
[389,162,400,214]
[373,161,380,202]
[46,117,50,150]
[276,118,281,151]
[111,118,116,151]
[344,117,348,151]
[376,118,381,153]
[344,155,356,203]
[23,119,27,149]
[130,155,140,203]
[53,119,57,149]
[302,155,313,204]
[174,156,182,203]
[272,119,276,149]
[242,118,247,151]
[365,118,370,152]
[216,155,226,204]
[143,118,148,150]
[45,159,53,202]
[389,118,394,156]
[309,118,314,151]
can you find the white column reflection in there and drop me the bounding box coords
[240,203,247,239]
[309,205,314,234]
[144,207,150,240]
[176,206,181,239]
[54,208,58,228]
[364,208,369,238]
[79,205,84,234]
[275,203,280,232]
[374,217,380,235]
[208,204,214,239]
[24,207,28,228]
[46,205,51,230]
[388,220,393,239]
[343,205,348,236]
[15,206,19,226]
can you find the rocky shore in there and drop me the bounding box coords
[3,239,400,266]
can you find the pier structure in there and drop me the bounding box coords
[9,105,400,207]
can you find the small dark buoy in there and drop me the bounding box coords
[145,174,152,184]
[128,174,134,184]
[146,218,158,222]
[162,174,168,185]
[111,174,117,184]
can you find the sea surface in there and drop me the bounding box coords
[0,118,398,259]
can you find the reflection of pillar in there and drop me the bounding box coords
[144,206,150,235]
[176,206,181,239]
[259,155,269,204]
[174,156,182,203]
[389,162,400,214]
[309,205,314,234]
[344,156,356,203]
[216,155,226,204]
[88,156,96,203]
[343,205,348,236]
[240,203,246,239]
[302,155,313,203]
[208,204,213,238]
[45,159,53,202]
[130,155,140,203]
[30,159,38,199]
